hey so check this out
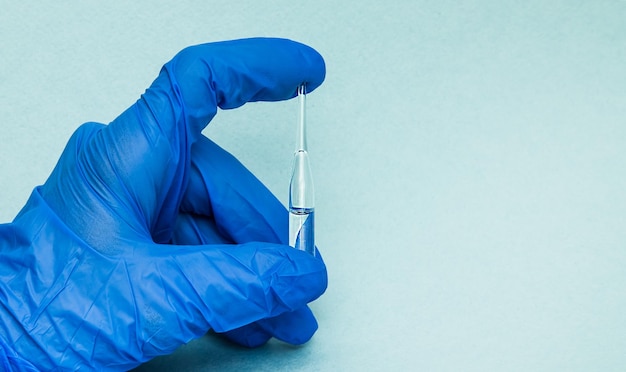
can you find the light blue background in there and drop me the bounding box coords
[1,1,626,371]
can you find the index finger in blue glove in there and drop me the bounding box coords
[77,38,325,245]
[164,38,326,131]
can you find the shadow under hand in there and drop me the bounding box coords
[131,332,312,372]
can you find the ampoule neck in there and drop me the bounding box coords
[295,84,307,152]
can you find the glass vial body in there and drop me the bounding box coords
[288,84,315,256]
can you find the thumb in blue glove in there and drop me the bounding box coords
[0,38,327,371]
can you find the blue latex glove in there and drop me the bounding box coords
[0,38,327,371]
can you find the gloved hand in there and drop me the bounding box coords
[0,38,327,371]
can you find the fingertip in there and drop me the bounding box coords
[291,39,326,94]
[230,37,326,89]
[220,306,319,348]
[201,37,326,106]
[263,307,319,345]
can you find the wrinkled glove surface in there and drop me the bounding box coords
[0,38,327,371]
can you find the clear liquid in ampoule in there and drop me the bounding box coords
[289,207,315,256]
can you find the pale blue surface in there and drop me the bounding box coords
[1,1,626,371]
